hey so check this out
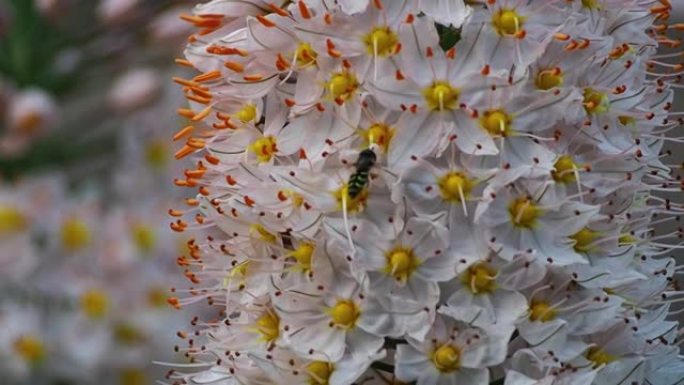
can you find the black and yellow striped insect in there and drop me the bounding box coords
[347,148,377,199]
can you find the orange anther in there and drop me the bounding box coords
[268,3,290,16]
[554,33,570,41]
[167,297,181,309]
[174,145,195,160]
[186,94,211,104]
[204,154,220,165]
[224,61,244,72]
[193,70,222,82]
[256,15,276,27]
[192,105,213,121]
[169,209,184,217]
[177,108,196,119]
[185,169,206,178]
[243,74,264,81]
[170,223,185,232]
[175,59,193,68]
[173,77,202,87]
[174,126,194,141]
[298,1,312,19]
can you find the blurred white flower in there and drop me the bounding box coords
[108,68,160,111]
[96,0,138,24]
[0,304,47,379]
[148,5,194,43]
[6,88,58,137]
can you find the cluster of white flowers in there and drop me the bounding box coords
[169,1,684,384]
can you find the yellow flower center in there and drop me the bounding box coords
[114,323,144,345]
[230,261,250,280]
[529,300,557,322]
[570,227,598,252]
[61,218,91,251]
[423,81,459,111]
[618,233,635,245]
[535,68,564,90]
[226,261,250,287]
[120,368,147,385]
[362,123,394,153]
[255,310,280,343]
[461,262,497,294]
[492,9,524,36]
[551,155,579,184]
[327,72,359,102]
[509,197,541,228]
[480,109,513,137]
[145,140,168,170]
[583,88,610,115]
[80,289,110,319]
[131,224,156,253]
[295,42,318,67]
[249,224,277,243]
[279,189,304,208]
[334,184,368,213]
[13,335,45,364]
[329,299,359,329]
[618,115,636,126]
[438,172,474,203]
[431,344,461,373]
[385,247,420,282]
[290,242,315,272]
[0,205,27,235]
[581,0,602,9]
[235,104,257,122]
[307,361,334,385]
[249,135,278,163]
[363,26,398,57]
[586,346,616,368]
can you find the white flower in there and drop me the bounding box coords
[395,315,512,385]
[6,88,58,136]
[350,216,452,304]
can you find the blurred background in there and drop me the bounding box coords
[0,0,195,384]
[1,1,683,385]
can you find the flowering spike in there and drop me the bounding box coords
[168,2,684,385]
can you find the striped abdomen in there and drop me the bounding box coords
[347,170,369,199]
